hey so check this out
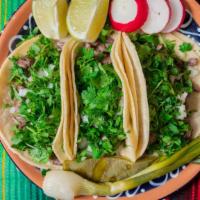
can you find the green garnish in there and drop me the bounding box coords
[17,27,40,47]
[98,22,114,44]
[75,44,126,161]
[179,42,193,52]
[10,36,61,163]
[41,169,50,176]
[129,33,193,156]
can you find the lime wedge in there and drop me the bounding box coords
[32,0,68,39]
[67,0,109,42]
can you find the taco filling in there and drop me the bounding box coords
[128,33,193,156]
[75,33,126,161]
[7,36,61,163]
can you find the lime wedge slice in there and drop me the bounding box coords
[32,0,68,39]
[67,0,109,42]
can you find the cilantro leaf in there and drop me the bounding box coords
[75,44,125,160]
[179,42,193,52]
[131,33,193,156]
[10,36,61,163]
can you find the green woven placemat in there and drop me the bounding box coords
[0,1,51,199]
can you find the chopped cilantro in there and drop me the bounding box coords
[41,169,50,176]
[75,45,126,161]
[130,33,193,156]
[10,36,61,163]
[17,27,40,47]
[98,21,114,44]
[179,42,193,52]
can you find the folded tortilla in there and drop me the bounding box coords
[52,37,78,162]
[160,32,200,138]
[118,33,150,159]
[123,31,200,140]
[0,36,63,169]
[58,33,150,163]
[112,33,139,161]
[53,37,82,162]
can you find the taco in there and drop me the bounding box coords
[122,32,200,156]
[42,31,200,199]
[113,32,149,158]
[52,37,80,163]
[56,31,149,163]
[0,36,70,169]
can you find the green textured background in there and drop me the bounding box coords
[0,1,51,199]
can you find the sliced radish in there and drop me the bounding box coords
[141,0,170,34]
[162,0,186,33]
[109,0,148,32]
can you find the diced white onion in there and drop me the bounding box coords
[10,107,17,114]
[81,115,89,123]
[87,145,92,153]
[177,104,187,120]
[38,70,49,77]
[48,64,55,70]
[48,83,54,89]
[177,92,188,104]
[18,88,28,97]
[28,76,33,82]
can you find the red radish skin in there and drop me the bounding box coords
[109,0,148,32]
[162,0,186,33]
[166,0,172,19]
[141,0,170,34]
